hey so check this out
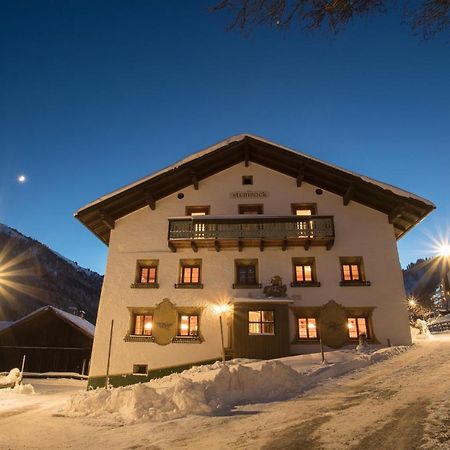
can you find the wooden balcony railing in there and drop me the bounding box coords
[168,216,335,251]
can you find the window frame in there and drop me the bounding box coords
[178,313,200,337]
[291,257,320,287]
[131,260,159,288]
[242,175,253,185]
[347,317,370,339]
[339,257,370,286]
[175,259,203,289]
[297,317,319,340]
[238,204,263,215]
[233,259,260,288]
[185,205,210,216]
[248,310,275,335]
[133,314,154,336]
[291,203,317,216]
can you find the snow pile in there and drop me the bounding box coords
[0,383,35,396]
[0,368,22,388]
[62,347,410,424]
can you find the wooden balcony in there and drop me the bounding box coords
[168,215,335,252]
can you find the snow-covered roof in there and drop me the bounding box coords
[0,321,12,331]
[0,306,95,338]
[75,134,435,244]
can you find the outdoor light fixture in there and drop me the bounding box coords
[408,298,416,307]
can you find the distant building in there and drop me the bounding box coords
[0,306,94,374]
[75,134,435,388]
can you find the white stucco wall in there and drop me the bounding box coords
[89,162,411,378]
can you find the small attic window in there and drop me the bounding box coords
[242,176,253,185]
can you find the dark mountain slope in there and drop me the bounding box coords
[0,223,102,323]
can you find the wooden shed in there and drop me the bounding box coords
[0,306,95,375]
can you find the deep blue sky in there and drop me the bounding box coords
[0,1,448,274]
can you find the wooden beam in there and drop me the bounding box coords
[343,184,355,206]
[260,239,265,252]
[326,239,334,251]
[168,242,177,253]
[388,205,404,224]
[214,240,220,252]
[100,210,115,230]
[244,145,250,167]
[191,170,199,190]
[191,241,198,253]
[282,239,287,251]
[145,193,156,210]
[296,165,305,187]
[238,240,244,252]
[304,239,311,251]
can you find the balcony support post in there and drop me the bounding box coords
[214,240,221,252]
[191,241,198,253]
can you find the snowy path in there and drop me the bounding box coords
[0,336,449,449]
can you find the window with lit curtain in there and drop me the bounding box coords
[342,264,361,281]
[295,264,313,282]
[181,266,200,284]
[248,310,275,335]
[179,314,199,336]
[347,317,368,339]
[140,266,157,284]
[134,314,153,336]
[298,318,318,339]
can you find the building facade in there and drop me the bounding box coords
[75,135,435,388]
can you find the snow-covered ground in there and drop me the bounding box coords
[1,332,450,449]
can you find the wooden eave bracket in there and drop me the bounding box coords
[303,239,311,251]
[244,145,250,167]
[191,241,198,253]
[99,210,115,230]
[297,164,305,187]
[145,191,156,210]
[191,170,199,190]
[168,242,177,253]
[343,184,355,206]
[260,239,265,252]
[214,240,220,252]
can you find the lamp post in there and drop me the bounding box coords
[438,244,450,312]
[215,304,230,364]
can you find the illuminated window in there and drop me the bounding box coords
[182,266,200,284]
[140,266,157,284]
[179,314,199,337]
[186,206,210,216]
[298,318,318,339]
[347,317,369,339]
[235,259,258,286]
[291,258,318,286]
[134,314,153,336]
[340,257,366,284]
[248,310,275,335]
[291,204,317,216]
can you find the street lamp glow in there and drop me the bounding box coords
[408,298,416,307]
[214,304,230,314]
[439,243,450,257]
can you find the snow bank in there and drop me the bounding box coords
[62,346,411,424]
[0,368,21,388]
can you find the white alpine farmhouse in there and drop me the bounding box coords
[76,135,435,388]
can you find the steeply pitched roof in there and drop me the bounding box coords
[0,306,95,338]
[75,134,435,244]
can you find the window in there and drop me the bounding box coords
[234,259,259,287]
[140,266,157,284]
[340,257,369,286]
[133,364,148,375]
[179,314,199,337]
[186,206,210,216]
[347,317,369,339]
[242,175,253,185]
[132,260,159,288]
[291,258,319,287]
[298,318,318,340]
[176,259,203,288]
[133,314,153,336]
[291,203,317,216]
[238,204,263,215]
[248,310,275,335]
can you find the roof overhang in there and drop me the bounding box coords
[75,134,435,244]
